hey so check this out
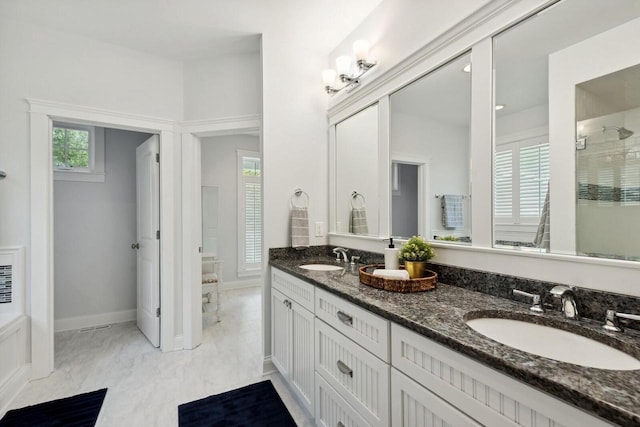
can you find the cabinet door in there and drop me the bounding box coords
[290,301,315,417]
[271,288,291,380]
[316,319,390,427]
[392,368,481,427]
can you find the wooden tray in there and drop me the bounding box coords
[359,264,437,293]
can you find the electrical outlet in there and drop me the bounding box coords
[315,221,324,237]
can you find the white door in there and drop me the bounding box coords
[136,135,160,347]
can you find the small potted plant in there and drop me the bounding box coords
[398,236,435,279]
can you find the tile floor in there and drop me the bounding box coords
[8,287,314,426]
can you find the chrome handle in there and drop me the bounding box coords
[350,255,360,265]
[513,289,544,313]
[337,311,353,327]
[617,312,640,322]
[131,242,140,250]
[336,360,353,377]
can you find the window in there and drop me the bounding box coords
[237,151,262,275]
[495,135,549,224]
[52,123,105,182]
[53,124,92,170]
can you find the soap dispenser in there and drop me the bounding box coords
[384,238,400,270]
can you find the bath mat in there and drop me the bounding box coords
[0,388,107,427]
[178,380,296,427]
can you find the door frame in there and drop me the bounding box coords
[181,115,261,349]
[28,99,178,379]
[391,153,431,238]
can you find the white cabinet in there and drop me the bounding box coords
[315,287,390,362]
[392,368,481,427]
[271,268,315,417]
[315,315,390,427]
[391,323,612,427]
[316,372,371,427]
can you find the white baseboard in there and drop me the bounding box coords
[221,279,260,291]
[0,364,30,419]
[54,309,136,332]
[262,356,276,375]
[173,335,184,351]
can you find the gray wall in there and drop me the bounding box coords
[54,128,152,325]
[392,163,419,238]
[201,134,260,284]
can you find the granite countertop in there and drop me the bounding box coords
[270,255,640,426]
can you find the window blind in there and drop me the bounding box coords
[244,182,262,265]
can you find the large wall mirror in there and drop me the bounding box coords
[335,103,379,236]
[390,53,471,243]
[493,0,640,261]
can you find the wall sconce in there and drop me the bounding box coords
[323,39,377,95]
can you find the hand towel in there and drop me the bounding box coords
[534,185,550,250]
[372,269,410,280]
[442,194,464,229]
[291,207,309,250]
[349,207,369,235]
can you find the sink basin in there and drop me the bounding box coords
[466,317,640,370]
[299,264,344,271]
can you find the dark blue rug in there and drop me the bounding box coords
[178,380,297,427]
[0,388,107,427]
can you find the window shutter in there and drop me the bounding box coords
[519,144,549,218]
[244,182,262,264]
[495,149,513,218]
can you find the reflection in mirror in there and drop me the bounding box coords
[390,53,471,243]
[335,103,379,236]
[493,0,640,258]
[576,64,640,261]
[202,185,219,256]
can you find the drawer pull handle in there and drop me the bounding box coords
[337,422,345,427]
[336,360,353,377]
[337,311,353,326]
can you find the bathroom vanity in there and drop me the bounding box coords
[269,248,640,427]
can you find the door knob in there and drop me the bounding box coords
[131,242,140,250]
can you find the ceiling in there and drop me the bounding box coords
[0,0,384,60]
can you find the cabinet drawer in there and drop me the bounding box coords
[316,288,390,362]
[316,319,390,427]
[392,368,481,427]
[272,267,315,312]
[316,372,371,427]
[391,324,612,427]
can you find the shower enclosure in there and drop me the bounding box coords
[575,65,640,260]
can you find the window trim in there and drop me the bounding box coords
[237,149,262,277]
[53,123,105,182]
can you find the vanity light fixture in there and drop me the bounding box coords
[495,104,506,111]
[323,39,377,95]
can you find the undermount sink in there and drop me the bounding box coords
[299,264,344,271]
[466,316,640,370]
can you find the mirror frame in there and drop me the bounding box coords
[326,0,640,287]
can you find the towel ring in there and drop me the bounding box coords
[350,191,366,209]
[290,188,309,209]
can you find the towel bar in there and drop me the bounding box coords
[435,194,468,199]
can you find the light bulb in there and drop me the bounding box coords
[336,56,352,76]
[353,40,370,61]
[322,69,336,86]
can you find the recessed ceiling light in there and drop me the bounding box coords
[495,104,505,111]
[462,63,471,73]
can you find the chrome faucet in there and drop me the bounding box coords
[603,310,640,333]
[549,285,580,320]
[513,289,544,313]
[332,247,349,263]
